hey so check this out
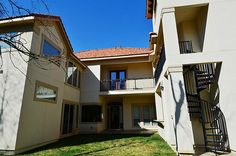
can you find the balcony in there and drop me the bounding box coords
[154,41,194,84]
[179,41,193,54]
[100,78,155,92]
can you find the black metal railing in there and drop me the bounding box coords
[179,41,193,54]
[200,101,230,152]
[183,63,230,153]
[100,78,155,91]
[154,46,166,84]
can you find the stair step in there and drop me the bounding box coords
[205,127,218,130]
[206,146,226,151]
[186,93,199,96]
[196,71,214,76]
[207,140,225,143]
[197,86,208,91]
[189,112,201,114]
[197,81,212,87]
[195,70,206,74]
[206,133,224,136]
[188,105,200,108]
[197,77,214,81]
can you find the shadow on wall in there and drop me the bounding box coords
[0,70,9,134]
[169,74,185,152]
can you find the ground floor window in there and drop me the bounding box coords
[81,105,102,122]
[34,81,58,103]
[62,104,79,135]
[132,104,156,127]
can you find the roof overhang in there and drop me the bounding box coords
[146,0,154,19]
[0,14,86,69]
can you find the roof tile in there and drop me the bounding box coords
[75,48,151,59]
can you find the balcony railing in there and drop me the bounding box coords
[154,46,166,84]
[179,41,193,54]
[100,78,155,91]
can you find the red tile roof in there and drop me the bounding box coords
[75,48,151,59]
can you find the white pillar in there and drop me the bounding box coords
[162,8,180,58]
[161,76,177,146]
[167,66,194,154]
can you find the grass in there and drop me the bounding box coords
[20,133,176,156]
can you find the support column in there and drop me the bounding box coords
[162,8,180,57]
[167,66,194,154]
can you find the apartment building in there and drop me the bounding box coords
[0,14,158,154]
[75,48,158,133]
[146,0,236,155]
[0,14,85,154]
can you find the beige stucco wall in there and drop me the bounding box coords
[101,62,153,80]
[14,22,81,152]
[79,58,155,132]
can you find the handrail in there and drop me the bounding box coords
[101,77,154,82]
[179,40,193,54]
[100,77,155,91]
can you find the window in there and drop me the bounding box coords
[34,81,58,103]
[42,40,60,56]
[62,104,79,135]
[132,104,155,127]
[66,62,80,88]
[81,105,102,122]
[133,105,141,127]
[143,105,151,126]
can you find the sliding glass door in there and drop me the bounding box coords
[62,104,79,135]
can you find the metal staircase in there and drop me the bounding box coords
[183,63,230,153]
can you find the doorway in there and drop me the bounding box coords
[110,70,126,90]
[61,104,79,135]
[108,103,123,129]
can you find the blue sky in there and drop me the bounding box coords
[46,0,152,52]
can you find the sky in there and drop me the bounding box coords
[46,0,153,52]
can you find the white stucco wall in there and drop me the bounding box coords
[0,32,32,151]
[152,0,236,153]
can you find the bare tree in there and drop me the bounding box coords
[0,0,68,73]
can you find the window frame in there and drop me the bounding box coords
[34,80,58,104]
[109,70,127,90]
[65,61,81,89]
[40,35,62,66]
[60,100,80,136]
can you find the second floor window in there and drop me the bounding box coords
[66,62,80,88]
[42,40,60,56]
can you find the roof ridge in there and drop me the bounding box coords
[75,47,149,54]
[75,47,151,60]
